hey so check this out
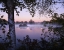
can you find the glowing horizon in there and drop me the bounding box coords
[2,15,51,22]
[0,9,51,22]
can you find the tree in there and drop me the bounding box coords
[24,21,28,24]
[0,0,64,50]
[0,18,8,24]
[0,0,36,50]
[50,13,64,25]
[21,21,23,23]
[29,19,35,24]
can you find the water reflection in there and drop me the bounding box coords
[15,24,43,40]
[0,24,61,42]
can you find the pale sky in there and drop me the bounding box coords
[0,3,64,22]
[0,8,51,22]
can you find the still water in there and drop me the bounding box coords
[0,24,61,42]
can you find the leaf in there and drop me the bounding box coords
[7,32,10,34]
[24,0,36,4]
[20,7,22,11]
[16,13,19,16]
[2,28,5,30]
[3,25,6,28]
[1,15,4,18]
[2,31,5,33]
[7,35,11,39]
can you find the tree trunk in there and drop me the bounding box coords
[7,0,16,50]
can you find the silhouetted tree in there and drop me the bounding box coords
[0,0,64,50]
[0,0,36,50]
[24,21,28,24]
[50,13,64,25]
[21,21,23,23]
[0,18,8,25]
[29,19,35,24]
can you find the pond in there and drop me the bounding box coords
[0,24,62,43]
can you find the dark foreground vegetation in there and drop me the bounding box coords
[0,33,64,50]
[0,18,8,25]
[17,35,64,50]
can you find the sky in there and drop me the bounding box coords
[0,2,64,22]
[0,8,51,22]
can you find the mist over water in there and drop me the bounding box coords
[0,24,61,43]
